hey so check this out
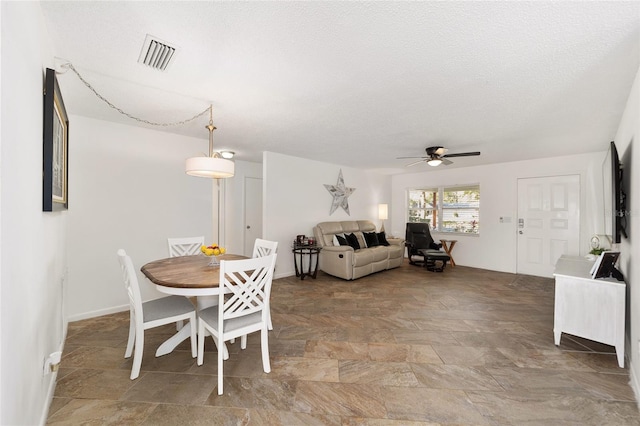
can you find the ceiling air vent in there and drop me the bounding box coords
[138,34,177,71]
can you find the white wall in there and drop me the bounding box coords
[66,117,215,320]
[1,3,66,424]
[263,152,392,277]
[612,66,639,406]
[391,152,607,274]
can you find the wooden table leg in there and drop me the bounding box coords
[440,240,457,267]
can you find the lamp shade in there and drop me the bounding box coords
[378,204,388,220]
[427,158,442,167]
[185,156,235,178]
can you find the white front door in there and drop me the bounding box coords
[243,177,263,257]
[517,175,580,277]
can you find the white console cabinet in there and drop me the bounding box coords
[553,255,625,368]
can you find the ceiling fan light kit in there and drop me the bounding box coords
[398,146,481,168]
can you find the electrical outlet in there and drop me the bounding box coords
[43,351,62,375]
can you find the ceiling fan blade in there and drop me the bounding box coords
[442,151,481,158]
[405,159,427,167]
[441,158,453,165]
[435,147,448,156]
[397,156,428,160]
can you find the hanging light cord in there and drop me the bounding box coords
[60,62,210,127]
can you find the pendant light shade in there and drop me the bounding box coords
[185,105,235,179]
[185,156,235,178]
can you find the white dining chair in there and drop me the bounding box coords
[197,254,277,395]
[167,236,205,257]
[168,236,207,330]
[252,238,278,258]
[117,249,197,380]
[252,238,278,330]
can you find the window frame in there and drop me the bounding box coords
[407,184,480,235]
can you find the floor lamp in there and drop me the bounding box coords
[378,204,388,233]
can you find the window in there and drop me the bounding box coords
[408,185,480,234]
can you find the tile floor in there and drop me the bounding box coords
[47,261,639,425]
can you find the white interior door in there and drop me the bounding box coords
[243,177,263,257]
[517,175,580,277]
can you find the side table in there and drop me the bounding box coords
[553,255,625,367]
[292,244,322,280]
[439,239,457,267]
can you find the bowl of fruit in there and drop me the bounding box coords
[201,244,227,266]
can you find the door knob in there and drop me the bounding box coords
[246,226,251,229]
[519,231,523,234]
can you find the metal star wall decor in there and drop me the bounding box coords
[324,169,356,215]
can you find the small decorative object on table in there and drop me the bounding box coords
[200,244,226,266]
[293,236,316,247]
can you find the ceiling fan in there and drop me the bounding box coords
[398,146,481,167]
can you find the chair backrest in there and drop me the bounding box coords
[252,238,278,258]
[116,249,144,323]
[405,223,436,250]
[167,236,205,257]
[218,254,277,325]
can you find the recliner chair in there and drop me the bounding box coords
[405,223,450,272]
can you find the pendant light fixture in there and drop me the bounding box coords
[185,105,235,178]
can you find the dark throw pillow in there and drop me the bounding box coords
[377,231,390,246]
[345,232,361,250]
[364,232,379,247]
[335,234,348,246]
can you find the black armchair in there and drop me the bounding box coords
[405,223,450,272]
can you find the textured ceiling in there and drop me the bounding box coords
[40,1,640,174]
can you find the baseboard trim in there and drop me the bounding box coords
[67,304,129,322]
[39,335,67,425]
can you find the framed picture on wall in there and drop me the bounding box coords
[43,67,69,211]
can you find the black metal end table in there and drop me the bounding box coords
[292,244,322,280]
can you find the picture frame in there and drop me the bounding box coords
[590,251,620,279]
[43,68,69,211]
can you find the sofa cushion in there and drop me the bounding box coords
[364,232,379,247]
[352,249,373,267]
[387,244,404,259]
[340,221,360,234]
[377,231,390,246]
[369,246,389,262]
[345,233,360,249]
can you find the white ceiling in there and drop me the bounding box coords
[40,1,640,174]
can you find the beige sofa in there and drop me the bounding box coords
[313,220,404,280]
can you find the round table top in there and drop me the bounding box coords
[141,254,247,289]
